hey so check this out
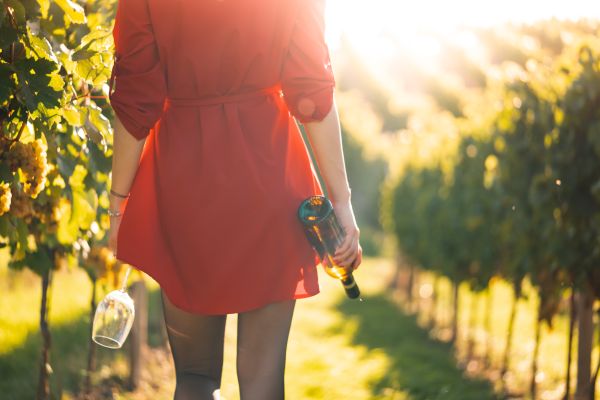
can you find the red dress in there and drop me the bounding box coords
[110,0,335,314]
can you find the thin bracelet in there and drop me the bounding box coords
[107,209,123,217]
[110,189,130,199]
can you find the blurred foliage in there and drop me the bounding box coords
[0,0,132,397]
[0,0,122,278]
[374,19,600,327]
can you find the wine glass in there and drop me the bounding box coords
[92,267,135,349]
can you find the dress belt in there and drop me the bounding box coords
[166,86,282,107]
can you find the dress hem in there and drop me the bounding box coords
[162,287,321,316]
[116,251,321,316]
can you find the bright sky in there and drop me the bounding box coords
[325,0,600,54]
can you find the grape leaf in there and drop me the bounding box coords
[87,102,112,141]
[62,105,83,126]
[0,63,14,100]
[23,246,54,274]
[36,0,50,18]
[14,57,62,111]
[54,0,87,24]
[0,5,7,29]
[28,33,57,63]
[0,23,18,48]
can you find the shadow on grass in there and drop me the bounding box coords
[0,287,167,400]
[333,294,499,400]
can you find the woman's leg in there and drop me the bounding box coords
[236,299,296,400]
[161,291,227,400]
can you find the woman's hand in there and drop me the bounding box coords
[332,199,362,271]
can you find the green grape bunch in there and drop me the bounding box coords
[8,187,36,221]
[0,182,11,216]
[6,140,50,199]
[31,164,61,228]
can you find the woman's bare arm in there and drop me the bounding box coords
[303,99,362,270]
[110,116,146,197]
[303,99,351,203]
[108,116,146,253]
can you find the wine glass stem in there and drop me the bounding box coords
[120,267,133,292]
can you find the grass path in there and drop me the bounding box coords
[0,257,496,399]
[146,257,496,400]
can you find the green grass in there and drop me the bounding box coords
[0,260,94,394]
[333,296,496,400]
[1,256,497,399]
[216,257,496,400]
[0,248,167,399]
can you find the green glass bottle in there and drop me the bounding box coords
[298,195,361,299]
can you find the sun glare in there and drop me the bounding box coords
[325,0,600,59]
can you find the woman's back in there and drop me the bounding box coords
[150,0,296,96]
[113,0,333,103]
[111,0,336,314]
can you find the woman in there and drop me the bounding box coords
[107,0,362,398]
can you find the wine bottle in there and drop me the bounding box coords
[297,195,361,299]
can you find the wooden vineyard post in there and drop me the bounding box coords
[574,288,594,400]
[128,280,148,390]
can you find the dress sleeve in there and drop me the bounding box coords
[109,0,167,140]
[280,0,336,123]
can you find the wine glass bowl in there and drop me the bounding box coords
[92,289,135,349]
